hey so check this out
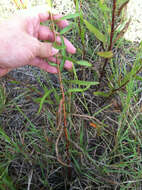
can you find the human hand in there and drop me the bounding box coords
[0,7,76,77]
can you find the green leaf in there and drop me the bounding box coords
[60,13,80,20]
[97,51,113,58]
[38,89,53,114]
[9,80,20,85]
[135,75,142,81]
[48,62,58,67]
[69,80,99,86]
[84,19,106,44]
[76,60,92,67]
[60,24,73,35]
[93,91,111,97]
[68,86,90,93]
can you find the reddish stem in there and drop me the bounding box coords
[50,12,71,177]
[109,0,116,51]
[99,0,117,80]
[57,62,71,177]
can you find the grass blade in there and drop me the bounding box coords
[38,89,53,114]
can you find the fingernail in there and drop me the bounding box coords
[52,48,59,55]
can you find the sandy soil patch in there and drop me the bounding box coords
[0,0,75,18]
[124,0,142,42]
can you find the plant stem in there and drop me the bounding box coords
[100,0,117,80]
[50,11,71,177]
[57,63,71,177]
[109,0,116,51]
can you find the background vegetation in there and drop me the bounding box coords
[0,0,142,189]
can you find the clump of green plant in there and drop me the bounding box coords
[74,0,136,96]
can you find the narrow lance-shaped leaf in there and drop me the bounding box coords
[60,13,80,20]
[93,91,111,97]
[76,60,92,67]
[97,51,113,58]
[69,80,99,86]
[84,19,106,44]
[68,85,90,93]
[60,24,73,35]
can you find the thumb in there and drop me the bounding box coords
[37,42,59,58]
